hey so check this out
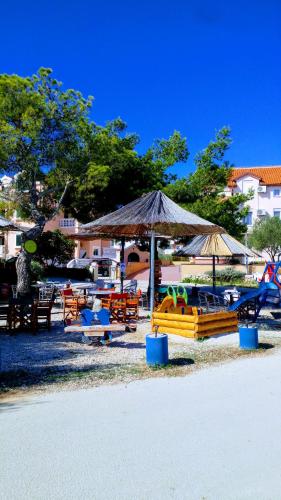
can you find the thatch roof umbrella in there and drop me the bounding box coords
[176,233,258,291]
[0,216,22,259]
[80,191,224,313]
[0,215,21,231]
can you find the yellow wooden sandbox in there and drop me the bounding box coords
[152,296,238,339]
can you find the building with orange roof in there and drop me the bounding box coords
[225,165,281,230]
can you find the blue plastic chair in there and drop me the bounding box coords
[80,307,112,344]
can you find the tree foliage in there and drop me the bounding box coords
[0,67,189,292]
[48,125,189,222]
[0,67,92,294]
[248,217,281,261]
[165,127,250,238]
[36,230,76,266]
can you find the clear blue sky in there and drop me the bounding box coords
[1,0,281,177]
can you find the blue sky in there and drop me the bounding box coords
[1,0,281,177]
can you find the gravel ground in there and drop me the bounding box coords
[1,304,281,396]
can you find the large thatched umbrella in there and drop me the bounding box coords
[176,233,258,290]
[0,215,21,231]
[0,215,22,257]
[80,191,224,313]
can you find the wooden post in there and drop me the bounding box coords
[120,237,125,293]
[150,230,155,315]
[212,254,216,292]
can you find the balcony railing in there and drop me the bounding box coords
[59,218,76,228]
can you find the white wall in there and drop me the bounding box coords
[226,175,281,230]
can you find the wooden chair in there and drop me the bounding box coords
[39,286,55,301]
[125,296,139,322]
[32,299,53,332]
[0,305,10,330]
[101,293,128,323]
[61,289,87,323]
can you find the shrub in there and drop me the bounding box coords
[37,230,76,267]
[159,254,173,266]
[205,267,245,283]
[31,260,44,282]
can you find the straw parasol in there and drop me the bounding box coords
[0,215,21,231]
[79,191,224,313]
[176,233,258,290]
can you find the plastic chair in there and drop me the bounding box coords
[80,307,112,343]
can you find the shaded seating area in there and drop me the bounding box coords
[60,287,88,323]
[101,292,139,324]
[0,283,56,334]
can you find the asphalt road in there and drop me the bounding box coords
[1,352,281,500]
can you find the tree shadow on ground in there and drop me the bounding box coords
[108,341,145,349]
[169,357,195,366]
[258,342,274,350]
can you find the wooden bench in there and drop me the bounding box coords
[64,323,127,338]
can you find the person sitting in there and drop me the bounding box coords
[80,299,112,344]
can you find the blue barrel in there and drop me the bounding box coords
[239,326,258,350]
[146,333,169,366]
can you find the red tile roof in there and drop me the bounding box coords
[228,166,281,187]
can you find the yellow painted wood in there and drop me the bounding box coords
[156,326,197,338]
[195,325,238,338]
[195,319,238,333]
[196,311,237,323]
[152,319,197,330]
[153,312,197,323]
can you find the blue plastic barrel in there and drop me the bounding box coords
[146,333,168,366]
[239,326,258,350]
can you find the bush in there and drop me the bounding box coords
[0,259,17,284]
[31,260,44,282]
[205,267,245,283]
[172,255,191,262]
[37,230,76,266]
[159,254,173,266]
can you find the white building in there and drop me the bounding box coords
[225,166,281,231]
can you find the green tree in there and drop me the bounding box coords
[248,217,281,261]
[0,67,92,294]
[0,68,189,293]
[50,125,189,222]
[165,127,250,238]
[36,230,76,267]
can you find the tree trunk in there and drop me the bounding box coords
[16,223,44,297]
[16,249,32,297]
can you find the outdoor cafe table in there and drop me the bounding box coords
[74,285,113,297]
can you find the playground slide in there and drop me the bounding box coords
[229,282,277,312]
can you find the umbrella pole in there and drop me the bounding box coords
[212,255,216,292]
[150,230,155,315]
[120,237,125,293]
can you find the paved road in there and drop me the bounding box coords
[1,353,281,500]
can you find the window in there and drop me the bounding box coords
[15,233,22,247]
[244,212,253,226]
[59,218,75,227]
[273,210,281,219]
[273,189,281,197]
[93,248,99,256]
